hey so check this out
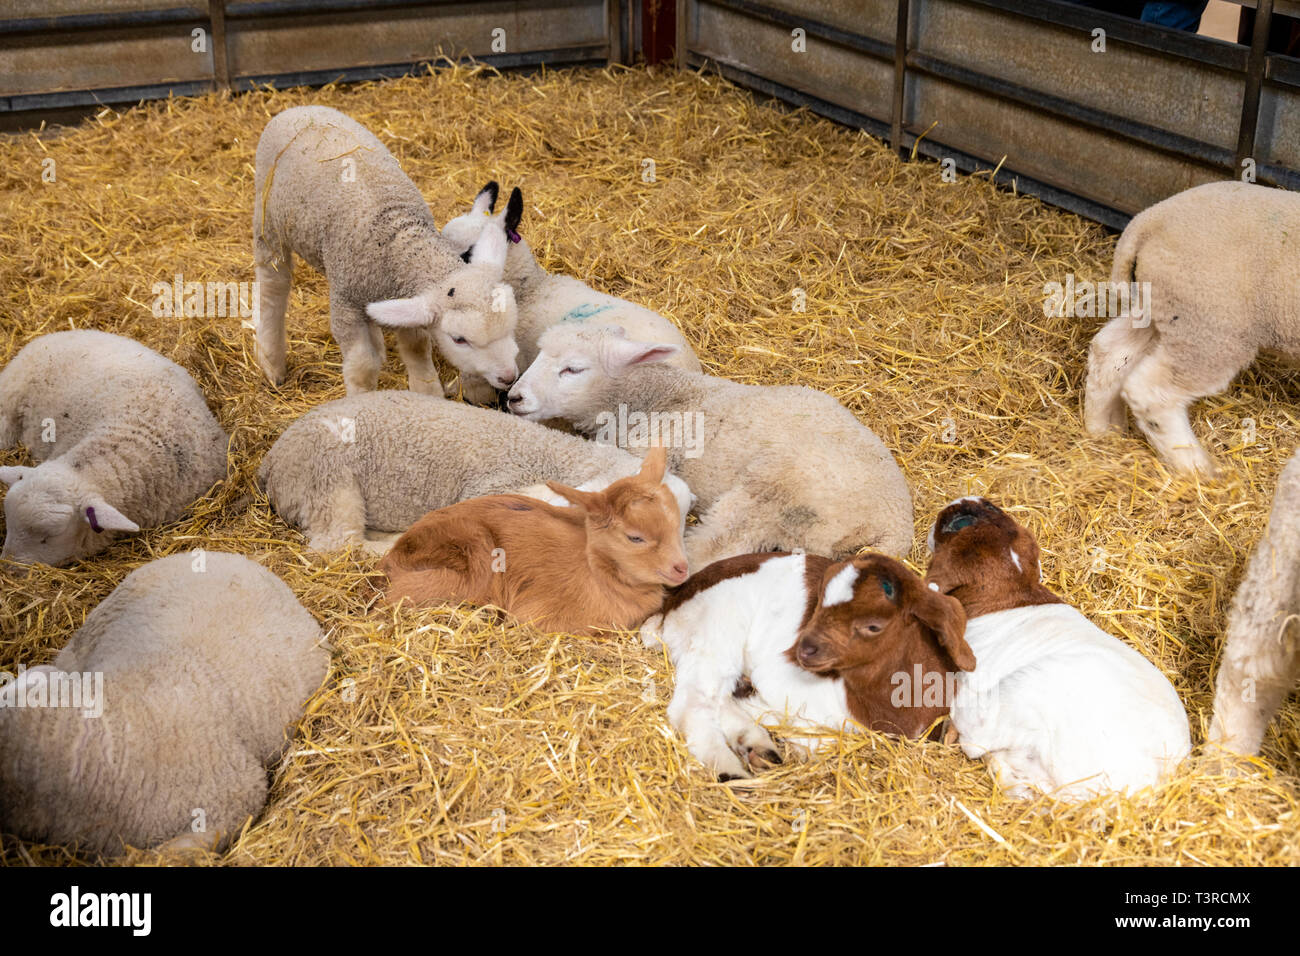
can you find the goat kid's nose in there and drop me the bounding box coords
[672,562,688,577]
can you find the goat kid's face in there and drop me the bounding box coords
[508,325,680,421]
[790,555,974,677]
[546,447,689,587]
[924,497,1045,605]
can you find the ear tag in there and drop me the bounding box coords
[880,578,896,600]
[507,229,521,244]
[85,506,104,533]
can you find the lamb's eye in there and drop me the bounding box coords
[451,335,468,346]
[560,366,586,377]
[626,533,645,544]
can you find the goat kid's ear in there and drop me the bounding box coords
[638,445,668,483]
[912,587,975,672]
[599,333,680,375]
[366,296,433,328]
[545,481,602,513]
[83,499,139,534]
[472,181,499,216]
[0,465,33,486]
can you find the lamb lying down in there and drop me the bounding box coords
[640,550,973,780]
[0,552,329,855]
[380,446,688,636]
[924,497,1191,801]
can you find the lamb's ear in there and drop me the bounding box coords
[911,586,974,672]
[0,465,32,486]
[472,181,500,216]
[599,333,680,375]
[463,220,508,269]
[638,445,668,484]
[366,296,433,328]
[503,187,524,240]
[83,500,139,534]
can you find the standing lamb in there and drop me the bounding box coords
[1084,180,1300,477]
[506,324,913,568]
[1207,450,1300,756]
[0,330,228,566]
[258,390,693,554]
[439,182,701,402]
[0,552,329,855]
[253,106,521,396]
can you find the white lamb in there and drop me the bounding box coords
[257,389,693,554]
[1084,181,1300,476]
[0,330,228,566]
[0,552,329,855]
[439,182,701,403]
[253,106,521,396]
[1208,449,1300,756]
[506,324,913,568]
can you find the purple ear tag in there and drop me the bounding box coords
[85,506,103,533]
[507,229,521,244]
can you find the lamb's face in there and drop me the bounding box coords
[507,326,606,421]
[0,461,139,567]
[433,267,520,391]
[508,325,679,424]
[0,464,96,566]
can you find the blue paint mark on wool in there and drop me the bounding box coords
[561,303,614,322]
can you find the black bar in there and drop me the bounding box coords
[1236,0,1275,169]
[0,6,205,35]
[209,0,231,92]
[891,0,909,157]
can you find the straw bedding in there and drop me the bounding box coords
[0,61,1297,866]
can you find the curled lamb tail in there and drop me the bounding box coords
[1082,224,1154,436]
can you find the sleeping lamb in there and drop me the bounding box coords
[0,330,228,566]
[253,106,520,396]
[258,389,692,554]
[0,552,329,855]
[506,323,913,568]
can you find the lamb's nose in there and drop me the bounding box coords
[506,392,523,406]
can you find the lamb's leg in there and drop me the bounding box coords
[1084,314,1153,435]
[1120,351,1228,478]
[330,296,384,395]
[253,245,293,386]
[303,475,369,553]
[684,488,780,569]
[395,327,442,396]
[455,375,502,407]
[1208,596,1300,757]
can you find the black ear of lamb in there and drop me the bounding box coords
[479,181,500,212]
[505,187,524,234]
[459,248,473,264]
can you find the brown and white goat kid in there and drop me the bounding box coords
[380,446,688,635]
[925,497,1191,801]
[640,551,972,780]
